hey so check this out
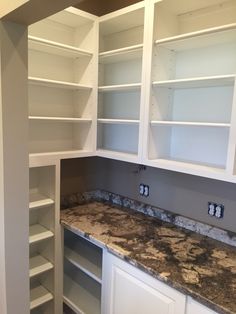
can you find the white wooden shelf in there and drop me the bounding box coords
[29,224,54,244]
[29,192,54,210]
[98,83,141,92]
[29,116,92,123]
[30,284,53,310]
[155,24,236,51]
[147,158,226,179]
[64,274,101,314]
[98,118,139,125]
[150,121,230,128]
[30,255,54,278]
[28,36,93,59]
[99,44,143,64]
[29,77,93,90]
[64,246,102,284]
[97,149,139,163]
[152,75,235,89]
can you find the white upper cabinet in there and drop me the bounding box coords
[97,2,147,163]
[143,0,236,183]
[27,1,236,183]
[28,8,98,161]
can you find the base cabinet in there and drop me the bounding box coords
[103,252,186,314]
[63,230,220,314]
[186,298,218,314]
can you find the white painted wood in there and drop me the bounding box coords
[29,255,54,278]
[99,44,143,64]
[155,24,236,51]
[29,192,54,210]
[29,225,54,244]
[98,83,141,92]
[97,149,139,164]
[98,119,140,125]
[151,121,230,127]
[28,36,93,58]
[153,75,235,88]
[29,116,92,123]
[29,77,92,90]
[30,284,53,310]
[186,297,218,314]
[103,252,186,314]
[64,259,101,314]
[0,21,29,314]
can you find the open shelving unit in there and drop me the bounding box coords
[97,2,146,163]
[143,0,236,180]
[28,8,98,161]
[29,165,56,313]
[63,229,103,314]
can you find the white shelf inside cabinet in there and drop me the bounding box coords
[30,255,54,278]
[150,121,230,128]
[30,284,53,310]
[29,116,92,123]
[64,274,101,314]
[98,119,139,125]
[155,24,236,51]
[99,44,143,64]
[29,192,54,210]
[152,75,236,89]
[29,77,93,90]
[64,246,102,284]
[98,83,141,92]
[29,224,54,244]
[28,36,93,59]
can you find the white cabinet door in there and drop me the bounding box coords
[103,252,186,314]
[186,297,218,314]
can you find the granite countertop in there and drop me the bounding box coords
[61,201,236,314]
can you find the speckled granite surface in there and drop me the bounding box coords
[61,190,236,247]
[61,201,236,314]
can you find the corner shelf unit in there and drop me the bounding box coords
[63,228,103,314]
[29,165,56,313]
[97,2,146,163]
[28,8,98,160]
[27,1,236,181]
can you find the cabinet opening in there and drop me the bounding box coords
[154,0,236,41]
[149,125,229,169]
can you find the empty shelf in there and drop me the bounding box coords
[29,116,92,123]
[155,24,236,51]
[98,119,139,125]
[150,121,230,128]
[30,285,53,310]
[29,77,93,90]
[64,246,102,284]
[29,224,54,244]
[152,75,235,89]
[30,255,54,278]
[99,83,141,92]
[28,36,93,58]
[99,44,143,64]
[29,192,54,210]
[64,274,101,314]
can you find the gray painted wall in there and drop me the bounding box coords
[61,157,236,233]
